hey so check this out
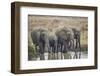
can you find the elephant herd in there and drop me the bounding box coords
[31,27,81,60]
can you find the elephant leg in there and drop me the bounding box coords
[48,53,50,60]
[61,45,63,59]
[73,50,78,59]
[74,50,78,59]
[48,50,52,60]
[56,46,58,59]
[53,46,57,60]
[39,43,45,60]
[55,52,57,59]
[48,47,53,60]
[55,42,58,59]
[71,39,75,59]
[54,45,58,59]
[48,47,51,60]
[35,45,39,60]
[39,45,44,60]
[75,39,78,59]
[78,39,81,59]
[54,49,58,59]
[63,42,69,59]
[49,47,54,60]
[75,39,81,59]
[63,46,71,59]
[54,53,58,59]
[69,40,74,59]
[40,53,45,60]
[73,51,78,59]
[57,44,60,59]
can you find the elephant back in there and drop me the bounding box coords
[31,29,40,46]
[56,27,74,41]
[39,29,48,42]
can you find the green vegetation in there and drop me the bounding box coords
[28,45,37,60]
[81,45,88,54]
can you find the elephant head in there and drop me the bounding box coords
[72,28,80,40]
[56,27,74,53]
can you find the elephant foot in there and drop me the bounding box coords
[40,54,45,60]
[79,52,81,59]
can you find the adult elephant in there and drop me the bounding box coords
[72,28,81,58]
[48,33,58,59]
[56,27,74,59]
[31,28,49,60]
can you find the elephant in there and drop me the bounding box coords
[72,28,81,49]
[72,28,81,58]
[56,27,74,59]
[48,33,58,59]
[31,27,81,60]
[31,28,49,60]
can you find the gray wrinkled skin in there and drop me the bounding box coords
[56,27,75,59]
[72,28,81,58]
[31,27,81,60]
[31,29,49,60]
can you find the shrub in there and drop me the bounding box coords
[28,45,36,60]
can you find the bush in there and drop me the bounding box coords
[28,45,36,60]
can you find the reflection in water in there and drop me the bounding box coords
[30,51,88,61]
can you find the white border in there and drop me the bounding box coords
[20,6,95,70]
